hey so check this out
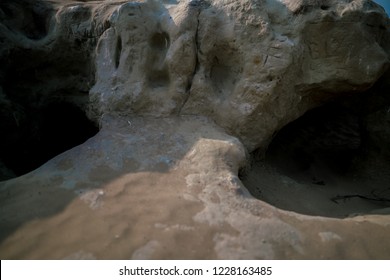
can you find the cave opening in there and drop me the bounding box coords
[241,95,390,218]
[0,101,99,180]
[266,104,363,180]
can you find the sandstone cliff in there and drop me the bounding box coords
[0,0,390,259]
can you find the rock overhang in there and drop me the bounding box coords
[1,0,390,259]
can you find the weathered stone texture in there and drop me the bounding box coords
[1,0,390,259]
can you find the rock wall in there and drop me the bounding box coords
[88,0,390,151]
[1,0,389,152]
[1,0,390,259]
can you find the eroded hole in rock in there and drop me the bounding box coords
[148,68,170,87]
[241,102,390,218]
[149,32,170,51]
[115,35,122,69]
[0,102,98,180]
[147,32,170,88]
[210,47,242,99]
[267,104,362,177]
[211,62,235,97]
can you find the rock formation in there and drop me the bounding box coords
[1,0,390,259]
[86,0,390,151]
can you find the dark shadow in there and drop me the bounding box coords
[0,0,98,179]
[0,0,52,40]
[241,79,390,218]
[1,102,99,177]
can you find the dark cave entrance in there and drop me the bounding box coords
[266,104,363,181]
[241,95,390,218]
[0,101,99,180]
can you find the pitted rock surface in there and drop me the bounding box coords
[1,0,390,259]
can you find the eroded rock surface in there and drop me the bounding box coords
[2,115,390,259]
[1,0,390,259]
[88,0,389,150]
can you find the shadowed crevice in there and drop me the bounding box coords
[241,93,390,218]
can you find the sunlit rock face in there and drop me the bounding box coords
[1,0,390,259]
[1,0,388,152]
[89,1,199,119]
[88,0,389,150]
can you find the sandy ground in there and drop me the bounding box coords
[242,101,390,218]
[1,116,390,259]
[242,156,390,218]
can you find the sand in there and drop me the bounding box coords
[1,115,390,259]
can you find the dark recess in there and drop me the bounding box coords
[115,35,122,69]
[265,103,363,177]
[0,102,98,178]
[0,0,99,180]
[240,74,390,218]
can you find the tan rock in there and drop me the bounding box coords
[87,0,390,150]
[1,0,390,259]
[2,115,390,259]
